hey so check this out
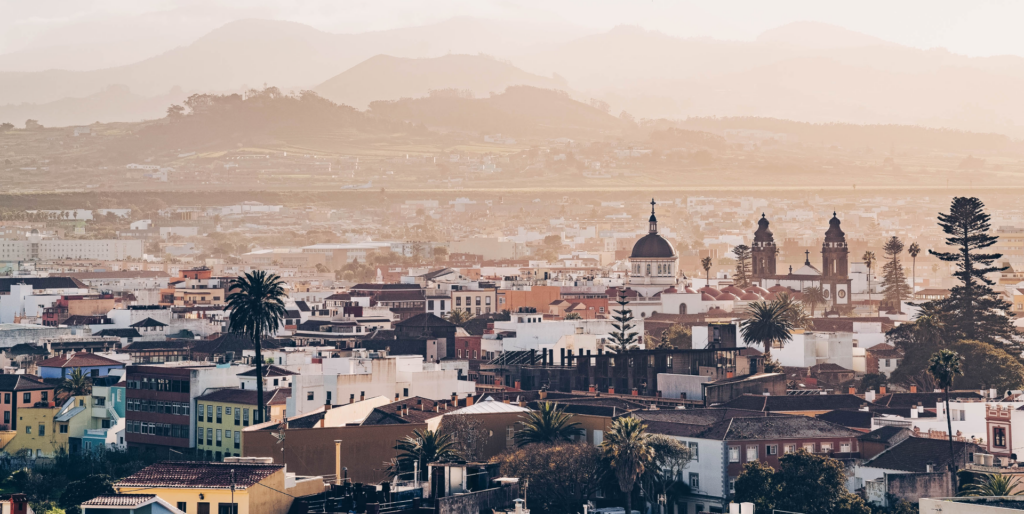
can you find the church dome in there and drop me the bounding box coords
[720,285,745,296]
[740,292,762,301]
[717,292,740,301]
[754,214,774,243]
[698,286,721,297]
[630,233,676,258]
[825,212,846,243]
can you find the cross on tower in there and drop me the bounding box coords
[805,249,810,264]
[651,198,656,214]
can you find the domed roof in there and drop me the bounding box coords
[746,286,771,296]
[698,286,721,297]
[825,212,846,243]
[701,293,717,301]
[768,285,791,293]
[717,292,740,301]
[761,292,778,301]
[683,287,697,294]
[754,213,774,243]
[720,285,745,295]
[631,233,677,259]
[740,292,762,301]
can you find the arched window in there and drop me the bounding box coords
[646,263,651,275]
[679,304,687,315]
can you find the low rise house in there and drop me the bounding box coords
[195,388,291,461]
[82,494,184,514]
[37,352,125,379]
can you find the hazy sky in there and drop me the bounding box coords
[2,0,1023,58]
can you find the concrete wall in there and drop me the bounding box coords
[436,483,519,514]
[703,374,786,406]
[243,423,424,484]
[658,373,712,401]
[887,472,952,504]
[919,497,1021,514]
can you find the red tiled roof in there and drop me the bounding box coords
[82,494,156,507]
[116,461,282,490]
[37,352,124,368]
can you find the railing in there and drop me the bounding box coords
[107,405,120,423]
[873,418,912,428]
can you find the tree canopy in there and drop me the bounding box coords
[734,450,869,514]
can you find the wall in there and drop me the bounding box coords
[658,374,712,401]
[703,374,786,407]
[887,472,952,505]
[498,286,561,314]
[243,423,424,484]
[5,406,66,458]
[436,484,518,514]
[919,498,1017,514]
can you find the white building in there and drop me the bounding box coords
[0,234,143,261]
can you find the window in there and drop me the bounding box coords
[198,429,204,446]
[235,408,240,425]
[729,446,740,463]
[820,442,833,452]
[216,406,222,423]
[841,442,852,453]
[766,445,778,456]
[307,391,314,401]
[59,424,68,434]
[273,379,279,386]
[3,393,8,404]
[994,427,1008,448]
[22,393,30,404]
[217,503,238,514]
[746,445,758,461]
[207,405,213,422]
[689,442,699,461]
[234,431,240,449]
[803,443,815,452]
[403,388,409,397]
[41,392,47,403]
[689,472,699,489]
[25,426,30,435]
[243,409,249,426]
[178,502,187,513]
[216,429,222,447]
[207,428,213,446]
[884,359,891,367]
[785,444,796,454]
[729,478,737,494]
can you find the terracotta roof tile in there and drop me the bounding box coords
[116,461,282,490]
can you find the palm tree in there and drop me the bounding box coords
[227,270,286,423]
[58,368,90,397]
[515,402,582,446]
[700,257,713,288]
[391,429,460,481]
[908,242,921,296]
[862,251,876,294]
[960,473,1024,496]
[801,285,827,317]
[929,349,964,492]
[740,299,795,362]
[602,417,655,514]
[445,309,472,326]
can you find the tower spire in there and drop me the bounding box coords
[648,198,658,233]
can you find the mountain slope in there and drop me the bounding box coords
[314,54,567,109]
[0,17,591,106]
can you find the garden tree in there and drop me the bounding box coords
[661,324,692,349]
[741,299,794,362]
[445,309,472,326]
[0,122,14,131]
[58,368,91,397]
[886,304,947,387]
[174,329,195,340]
[227,270,286,423]
[601,417,655,514]
[439,414,485,462]
[314,263,330,274]
[432,246,448,263]
[493,443,603,514]
[515,402,582,447]
[564,312,582,320]
[732,244,752,287]
[858,373,888,394]
[949,340,1024,391]
[390,429,460,482]
[640,434,693,510]
[608,289,639,352]
[735,450,869,514]
[734,460,779,513]
[930,349,964,489]
[58,474,114,514]
[881,236,912,313]
[645,333,674,350]
[927,197,1018,349]
[862,251,876,294]
[701,256,713,287]
[960,473,1024,496]
[801,286,827,317]
[908,242,921,293]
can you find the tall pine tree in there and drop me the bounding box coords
[881,236,912,313]
[733,244,752,288]
[927,197,1018,349]
[608,289,639,353]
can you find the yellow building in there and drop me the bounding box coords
[452,288,497,316]
[196,388,290,461]
[4,405,67,458]
[113,460,323,514]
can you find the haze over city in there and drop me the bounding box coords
[0,2,1023,514]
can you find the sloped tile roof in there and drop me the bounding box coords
[720,393,869,412]
[196,388,287,406]
[236,365,297,378]
[131,317,167,328]
[863,437,982,473]
[872,391,983,408]
[116,461,282,490]
[698,416,863,441]
[82,494,156,507]
[38,352,124,368]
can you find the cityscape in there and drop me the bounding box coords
[2,2,1024,514]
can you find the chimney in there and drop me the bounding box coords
[503,398,510,404]
[539,390,548,400]
[417,399,424,411]
[396,406,403,417]
[349,394,355,404]
[991,388,998,399]
[879,386,887,395]
[466,395,474,406]
[514,381,521,390]
[849,387,856,394]
[911,408,918,419]
[910,385,917,393]
[726,371,734,379]
[452,392,458,404]
[403,405,409,416]
[588,384,596,393]
[608,386,615,395]
[631,388,639,397]
[359,391,365,402]
[656,390,662,398]
[324,401,333,411]
[394,393,399,402]
[866,390,876,402]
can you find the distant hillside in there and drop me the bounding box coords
[367,86,627,136]
[0,85,187,127]
[677,117,1021,153]
[0,17,591,107]
[314,54,567,109]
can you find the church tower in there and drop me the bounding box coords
[820,212,852,305]
[751,213,776,280]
